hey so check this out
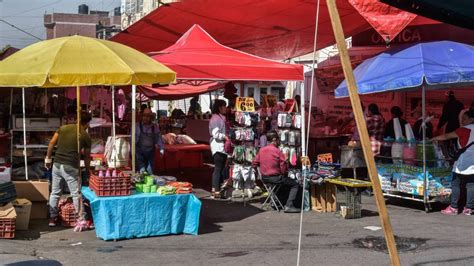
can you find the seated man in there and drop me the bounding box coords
[252,131,300,213]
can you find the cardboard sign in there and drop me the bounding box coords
[263,94,277,108]
[236,97,255,112]
[317,153,333,163]
[284,99,296,113]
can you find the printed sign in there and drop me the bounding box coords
[317,153,333,163]
[263,94,277,108]
[236,97,255,112]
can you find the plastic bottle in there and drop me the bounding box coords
[111,169,117,177]
[105,169,111,178]
[391,141,404,164]
[98,170,104,178]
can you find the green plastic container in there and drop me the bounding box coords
[150,185,157,193]
[143,185,151,193]
[135,183,144,192]
[145,176,154,186]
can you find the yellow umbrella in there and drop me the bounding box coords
[0,35,176,87]
[0,35,175,183]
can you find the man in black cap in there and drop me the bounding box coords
[438,91,464,134]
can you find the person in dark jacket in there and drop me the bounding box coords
[384,106,407,139]
[438,91,464,134]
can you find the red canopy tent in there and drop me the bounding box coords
[139,81,224,100]
[112,0,437,60]
[149,24,304,81]
[137,24,304,100]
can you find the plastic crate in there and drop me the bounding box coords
[60,203,77,227]
[335,185,362,219]
[0,218,15,239]
[0,182,16,204]
[89,171,131,197]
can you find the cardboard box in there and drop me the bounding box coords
[13,180,49,202]
[13,198,32,230]
[30,201,48,220]
[0,202,16,219]
[311,183,337,213]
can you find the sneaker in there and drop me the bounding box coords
[48,217,59,227]
[462,207,472,216]
[284,206,301,213]
[220,178,233,190]
[441,206,458,215]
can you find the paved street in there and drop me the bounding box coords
[1,185,473,266]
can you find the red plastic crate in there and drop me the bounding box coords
[0,218,15,239]
[60,203,77,227]
[89,171,131,197]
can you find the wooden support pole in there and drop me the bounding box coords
[325,1,400,265]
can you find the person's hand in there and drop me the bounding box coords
[225,136,229,141]
[160,149,165,156]
[44,157,52,170]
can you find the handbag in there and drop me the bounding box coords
[452,142,474,161]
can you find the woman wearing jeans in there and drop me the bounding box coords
[209,99,229,199]
[433,108,474,215]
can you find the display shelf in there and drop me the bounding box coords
[11,129,57,132]
[14,144,48,149]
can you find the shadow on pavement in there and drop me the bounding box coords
[13,220,73,241]
[6,260,62,266]
[198,198,264,235]
[413,256,474,266]
[384,197,445,212]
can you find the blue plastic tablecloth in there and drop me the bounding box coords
[82,187,201,240]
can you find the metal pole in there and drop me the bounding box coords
[112,86,117,169]
[209,91,213,111]
[9,88,13,165]
[132,85,137,172]
[76,86,83,218]
[422,85,427,208]
[297,1,321,265]
[22,88,28,180]
[183,98,187,114]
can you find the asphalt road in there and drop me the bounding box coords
[1,186,473,266]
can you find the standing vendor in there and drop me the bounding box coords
[438,91,464,134]
[45,112,92,228]
[433,108,474,216]
[209,100,229,199]
[136,108,164,174]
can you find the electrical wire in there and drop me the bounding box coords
[296,0,321,265]
[0,18,43,40]
[5,0,63,17]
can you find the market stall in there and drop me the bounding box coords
[137,25,305,177]
[0,35,199,239]
[82,186,201,240]
[335,40,474,211]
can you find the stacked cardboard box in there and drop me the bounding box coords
[13,180,49,220]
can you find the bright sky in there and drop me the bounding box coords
[0,0,121,49]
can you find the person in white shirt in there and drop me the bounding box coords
[209,99,229,199]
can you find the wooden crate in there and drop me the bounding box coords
[311,182,336,213]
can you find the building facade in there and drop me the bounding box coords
[121,0,176,29]
[44,4,121,40]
